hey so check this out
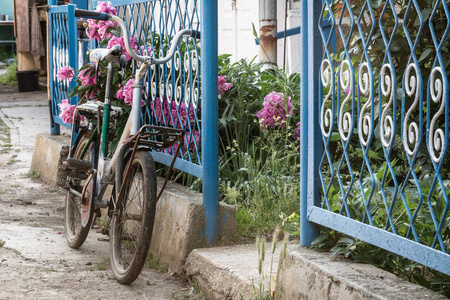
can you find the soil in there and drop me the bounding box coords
[0,88,201,299]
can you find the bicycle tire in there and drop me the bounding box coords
[110,151,157,284]
[64,137,94,248]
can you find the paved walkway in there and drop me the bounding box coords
[0,90,198,299]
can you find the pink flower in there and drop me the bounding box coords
[108,36,138,61]
[153,97,196,129]
[154,97,171,124]
[116,79,134,105]
[140,45,152,55]
[86,19,101,41]
[97,20,116,39]
[78,65,97,86]
[256,92,294,130]
[85,2,117,41]
[58,99,76,124]
[56,66,75,82]
[218,76,231,95]
[170,101,195,129]
[96,1,117,15]
[116,79,144,106]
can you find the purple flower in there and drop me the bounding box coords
[56,66,75,82]
[153,96,196,129]
[256,92,294,130]
[218,76,231,95]
[184,130,200,151]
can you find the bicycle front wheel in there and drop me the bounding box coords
[110,151,157,284]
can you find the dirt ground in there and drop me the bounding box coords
[0,88,201,299]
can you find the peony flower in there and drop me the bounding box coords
[58,99,76,124]
[218,76,231,95]
[256,92,294,130]
[154,97,171,123]
[56,66,75,82]
[96,1,117,15]
[85,1,117,41]
[170,101,195,129]
[116,79,144,106]
[107,35,138,61]
[78,64,97,86]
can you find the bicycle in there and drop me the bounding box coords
[62,8,198,284]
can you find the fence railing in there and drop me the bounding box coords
[48,0,219,244]
[301,0,450,275]
[48,4,78,134]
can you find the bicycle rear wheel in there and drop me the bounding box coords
[110,151,157,284]
[65,136,94,248]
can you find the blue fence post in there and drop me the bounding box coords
[70,0,88,10]
[67,4,78,107]
[201,0,219,246]
[300,0,322,246]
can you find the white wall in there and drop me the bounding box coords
[218,0,300,74]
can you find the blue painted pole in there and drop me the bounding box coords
[300,0,322,246]
[70,0,88,10]
[68,4,79,107]
[201,0,219,246]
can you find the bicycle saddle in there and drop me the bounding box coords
[90,44,124,64]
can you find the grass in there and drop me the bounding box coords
[27,171,40,179]
[146,253,168,272]
[0,58,17,86]
[0,239,4,247]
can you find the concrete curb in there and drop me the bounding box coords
[30,133,70,187]
[185,244,281,300]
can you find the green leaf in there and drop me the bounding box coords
[418,48,433,63]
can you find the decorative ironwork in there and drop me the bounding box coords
[310,0,450,275]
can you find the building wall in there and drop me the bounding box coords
[0,0,14,20]
[218,0,300,74]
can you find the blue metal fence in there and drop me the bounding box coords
[48,3,79,135]
[301,0,450,275]
[48,0,219,244]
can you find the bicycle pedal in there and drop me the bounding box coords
[98,238,110,242]
[63,158,92,172]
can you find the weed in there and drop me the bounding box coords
[28,171,40,180]
[146,253,168,272]
[0,239,4,247]
[7,158,18,165]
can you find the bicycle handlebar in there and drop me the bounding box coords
[74,9,200,65]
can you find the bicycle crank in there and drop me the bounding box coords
[80,173,94,227]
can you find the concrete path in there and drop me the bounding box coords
[0,90,199,299]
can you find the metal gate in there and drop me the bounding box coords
[300,0,450,275]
